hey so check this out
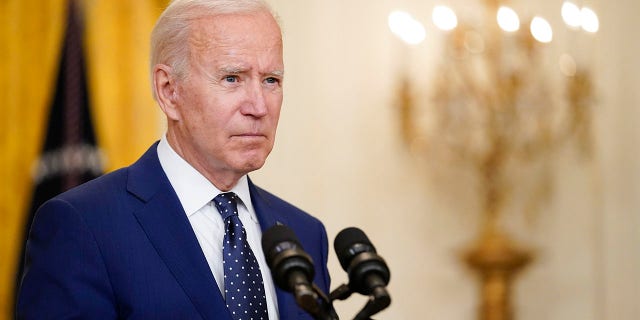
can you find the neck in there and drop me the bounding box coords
[165,131,243,191]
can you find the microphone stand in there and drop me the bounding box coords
[329,283,391,320]
[296,283,339,320]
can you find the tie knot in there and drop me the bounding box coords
[213,192,239,220]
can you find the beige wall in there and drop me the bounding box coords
[251,0,640,319]
[597,0,640,318]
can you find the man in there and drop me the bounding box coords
[17,0,331,319]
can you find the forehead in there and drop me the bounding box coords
[188,12,283,57]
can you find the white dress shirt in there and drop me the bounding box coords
[157,136,279,319]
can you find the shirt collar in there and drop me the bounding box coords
[157,136,258,223]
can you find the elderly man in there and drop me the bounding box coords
[17,0,330,319]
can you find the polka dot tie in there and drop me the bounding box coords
[213,193,269,320]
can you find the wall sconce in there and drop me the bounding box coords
[390,1,597,319]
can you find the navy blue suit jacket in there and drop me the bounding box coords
[17,142,330,319]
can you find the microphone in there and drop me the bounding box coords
[332,227,391,319]
[261,225,318,310]
[334,227,390,296]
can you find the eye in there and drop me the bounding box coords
[264,77,280,85]
[224,75,239,83]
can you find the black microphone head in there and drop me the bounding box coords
[334,227,376,271]
[334,227,390,295]
[262,224,303,256]
[261,224,315,291]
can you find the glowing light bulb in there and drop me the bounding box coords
[561,1,582,28]
[388,10,427,45]
[530,16,553,43]
[432,5,458,31]
[581,7,599,33]
[497,6,520,32]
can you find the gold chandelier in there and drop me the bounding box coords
[389,1,598,319]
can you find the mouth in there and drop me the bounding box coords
[233,132,265,137]
[231,133,268,140]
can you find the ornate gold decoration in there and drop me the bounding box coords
[465,228,530,320]
[391,1,597,319]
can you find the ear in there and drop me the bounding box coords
[153,64,181,121]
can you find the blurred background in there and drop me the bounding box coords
[1,0,638,319]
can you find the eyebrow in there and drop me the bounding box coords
[220,66,246,74]
[219,66,284,77]
[268,70,285,77]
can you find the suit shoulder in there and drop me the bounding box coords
[53,142,161,207]
[252,184,323,226]
[53,167,129,209]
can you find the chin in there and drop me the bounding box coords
[235,154,269,173]
[227,143,272,171]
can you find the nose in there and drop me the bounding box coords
[240,80,268,118]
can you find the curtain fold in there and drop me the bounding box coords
[85,0,166,171]
[0,1,166,318]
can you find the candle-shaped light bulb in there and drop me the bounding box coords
[497,6,520,32]
[561,1,582,28]
[580,7,599,33]
[388,10,426,45]
[432,5,458,31]
[530,16,553,43]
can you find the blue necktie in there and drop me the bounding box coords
[213,192,269,320]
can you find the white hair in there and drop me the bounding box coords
[150,0,280,98]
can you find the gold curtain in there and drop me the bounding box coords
[0,0,167,317]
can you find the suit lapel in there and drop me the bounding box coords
[127,143,231,320]
[247,177,290,231]
[248,178,301,320]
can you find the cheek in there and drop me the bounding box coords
[177,99,224,141]
[268,95,283,119]
[176,84,203,119]
[183,90,226,125]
